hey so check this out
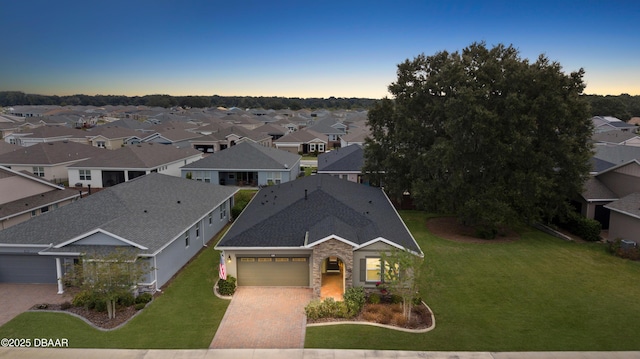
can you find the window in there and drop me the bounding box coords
[185,231,190,248]
[208,211,213,225]
[9,138,16,145]
[79,169,91,181]
[40,206,49,214]
[96,141,106,148]
[266,172,282,185]
[195,223,200,238]
[194,171,211,183]
[33,166,45,177]
[220,204,226,220]
[318,143,325,152]
[365,257,381,282]
[31,210,37,217]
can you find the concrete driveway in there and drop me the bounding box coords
[210,287,313,349]
[0,284,72,327]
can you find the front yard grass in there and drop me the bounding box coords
[0,235,230,348]
[306,211,640,351]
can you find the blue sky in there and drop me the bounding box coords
[1,0,638,98]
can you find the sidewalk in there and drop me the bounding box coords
[1,348,639,359]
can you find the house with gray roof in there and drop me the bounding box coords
[215,174,423,298]
[317,144,364,183]
[605,192,640,245]
[181,141,300,186]
[592,131,640,147]
[577,159,640,239]
[68,143,203,188]
[274,128,328,154]
[0,141,106,183]
[0,173,237,293]
[0,166,81,230]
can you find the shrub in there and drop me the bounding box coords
[368,292,381,304]
[305,298,348,319]
[117,292,136,307]
[218,276,237,296]
[135,292,153,304]
[134,302,146,310]
[343,286,366,318]
[390,294,403,304]
[392,312,408,327]
[72,290,94,308]
[94,299,107,312]
[60,301,72,310]
[561,211,601,242]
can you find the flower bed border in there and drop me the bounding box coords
[306,301,436,333]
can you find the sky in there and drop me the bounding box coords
[1,0,639,99]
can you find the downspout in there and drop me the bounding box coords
[55,257,64,294]
[153,256,161,292]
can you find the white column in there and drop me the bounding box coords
[55,257,64,294]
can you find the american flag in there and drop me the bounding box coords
[219,252,227,280]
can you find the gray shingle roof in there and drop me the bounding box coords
[581,177,618,201]
[182,141,300,170]
[605,192,640,219]
[216,175,421,253]
[317,144,363,172]
[0,173,238,254]
[593,145,640,165]
[69,143,201,169]
[0,141,106,165]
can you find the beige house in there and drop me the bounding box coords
[0,166,81,230]
[85,126,141,149]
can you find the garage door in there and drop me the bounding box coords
[0,254,57,283]
[237,257,309,286]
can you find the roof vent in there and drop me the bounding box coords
[177,200,181,204]
[144,210,148,213]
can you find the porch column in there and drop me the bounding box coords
[55,257,64,294]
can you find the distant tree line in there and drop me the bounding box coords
[583,94,640,121]
[0,91,377,110]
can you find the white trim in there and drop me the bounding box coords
[0,243,50,248]
[305,234,357,248]
[604,206,640,220]
[54,229,149,250]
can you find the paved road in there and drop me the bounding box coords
[300,160,317,167]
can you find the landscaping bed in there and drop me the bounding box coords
[308,301,432,330]
[31,302,140,330]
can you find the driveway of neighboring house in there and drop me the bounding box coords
[210,287,313,349]
[0,284,72,327]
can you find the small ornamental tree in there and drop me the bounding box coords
[379,248,423,321]
[65,247,151,319]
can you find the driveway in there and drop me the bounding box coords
[0,284,72,327]
[210,287,313,349]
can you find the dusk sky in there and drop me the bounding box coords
[1,1,638,99]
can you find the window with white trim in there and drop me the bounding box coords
[96,141,106,148]
[208,211,213,225]
[195,223,200,238]
[33,166,45,177]
[185,231,190,248]
[266,172,282,185]
[220,204,226,220]
[79,169,91,180]
[365,257,381,282]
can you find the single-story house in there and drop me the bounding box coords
[181,141,300,186]
[317,144,364,183]
[215,174,423,297]
[0,166,82,230]
[605,192,640,244]
[274,128,328,154]
[68,142,203,188]
[0,173,237,293]
[0,141,106,183]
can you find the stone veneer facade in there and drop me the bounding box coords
[311,238,354,297]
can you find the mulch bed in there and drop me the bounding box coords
[308,302,433,330]
[31,302,141,330]
[425,216,520,243]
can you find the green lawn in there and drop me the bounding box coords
[305,211,640,351]
[0,237,230,348]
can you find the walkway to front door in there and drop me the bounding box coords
[210,287,313,349]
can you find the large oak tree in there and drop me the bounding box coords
[365,42,593,237]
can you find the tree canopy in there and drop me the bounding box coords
[364,42,593,236]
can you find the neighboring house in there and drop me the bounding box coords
[5,126,85,147]
[181,141,300,186]
[188,126,272,153]
[307,118,346,149]
[340,125,371,147]
[593,144,640,169]
[577,159,640,232]
[0,173,237,293]
[0,141,105,183]
[0,140,19,155]
[85,126,140,149]
[274,128,328,154]
[605,192,640,244]
[141,128,202,146]
[215,174,423,298]
[592,131,640,147]
[0,166,81,230]
[68,143,203,188]
[317,144,364,183]
[254,123,286,141]
[592,116,637,133]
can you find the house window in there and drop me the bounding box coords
[79,169,91,181]
[318,143,325,152]
[31,210,37,217]
[9,138,16,145]
[185,231,190,248]
[40,206,49,214]
[309,143,316,152]
[194,171,211,183]
[33,166,45,177]
[267,172,282,185]
[366,257,381,282]
[220,204,226,220]
[195,223,200,238]
[96,141,106,148]
[208,211,213,225]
